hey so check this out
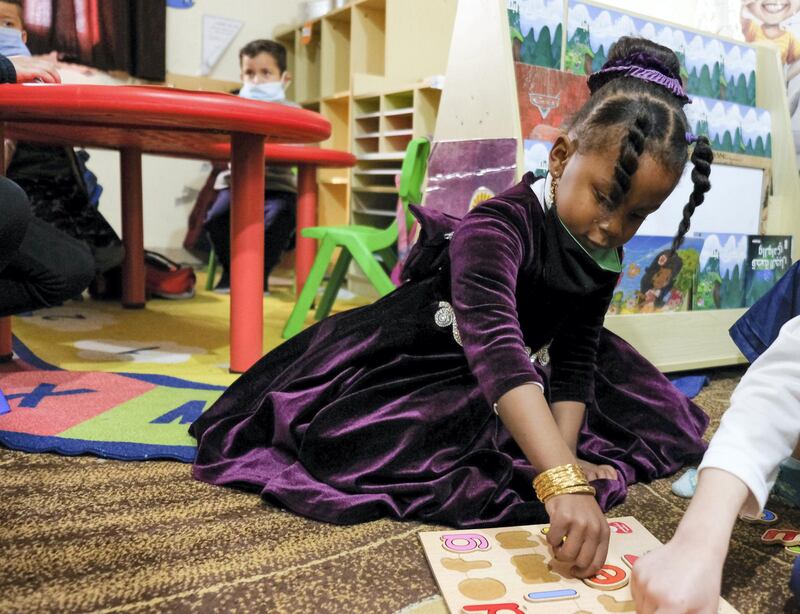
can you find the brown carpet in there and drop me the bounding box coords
[2,367,800,613]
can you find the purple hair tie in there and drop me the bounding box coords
[685,132,698,144]
[588,51,690,104]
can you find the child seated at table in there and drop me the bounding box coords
[0,0,125,284]
[204,39,300,294]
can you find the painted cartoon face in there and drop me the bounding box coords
[651,266,673,290]
[748,0,800,26]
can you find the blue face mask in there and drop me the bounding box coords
[239,80,286,103]
[0,27,30,57]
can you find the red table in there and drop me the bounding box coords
[0,84,330,372]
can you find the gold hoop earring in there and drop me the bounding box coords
[549,177,558,206]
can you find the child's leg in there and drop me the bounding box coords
[203,189,232,289]
[263,191,297,286]
[1,216,95,316]
[729,261,800,361]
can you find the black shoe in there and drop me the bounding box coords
[213,271,230,294]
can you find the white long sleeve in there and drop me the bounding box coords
[698,315,800,516]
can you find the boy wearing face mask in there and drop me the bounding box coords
[204,39,299,294]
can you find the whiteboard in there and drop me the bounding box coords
[636,163,763,236]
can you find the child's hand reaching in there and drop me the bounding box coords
[577,459,618,481]
[544,493,610,578]
[631,535,724,613]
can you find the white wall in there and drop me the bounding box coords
[91,0,306,255]
[166,0,305,82]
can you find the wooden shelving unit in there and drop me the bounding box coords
[275,0,457,294]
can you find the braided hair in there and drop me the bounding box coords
[569,37,713,254]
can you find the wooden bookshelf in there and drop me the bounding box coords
[275,0,456,296]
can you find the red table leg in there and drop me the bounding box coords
[120,148,146,308]
[229,132,266,373]
[0,317,12,361]
[295,165,318,298]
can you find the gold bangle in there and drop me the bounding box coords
[533,464,593,502]
[533,464,590,502]
[540,485,596,503]
[533,464,588,490]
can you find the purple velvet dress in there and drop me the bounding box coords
[190,173,708,528]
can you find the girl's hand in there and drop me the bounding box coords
[544,493,610,578]
[631,535,724,614]
[577,459,618,481]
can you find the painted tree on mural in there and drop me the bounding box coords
[722,131,734,152]
[735,74,748,105]
[552,23,562,67]
[727,76,736,102]
[734,126,746,153]
[687,67,699,96]
[698,65,715,99]
[747,71,756,106]
[565,26,593,74]
[518,23,560,69]
[533,25,554,67]
[754,136,765,157]
[711,62,721,98]
[592,44,607,73]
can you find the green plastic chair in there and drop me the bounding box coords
[205,247,219,291]
[281,137,430,339]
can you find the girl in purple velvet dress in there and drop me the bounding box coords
[190,37,713,578]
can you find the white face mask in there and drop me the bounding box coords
[0,27,30,57]
[239,80,286,103]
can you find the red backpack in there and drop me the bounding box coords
[145,251,196,299]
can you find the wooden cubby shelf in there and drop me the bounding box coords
[275,0,457,298]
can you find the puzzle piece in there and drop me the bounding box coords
[510,553,560,583]
[461,604,525,614]
[524,588,579,603]
[441,533,491,553]
[740,509,778,525]
[621,554,639,569]
[761,528,800,546]
[458,578,507,600]
[496,530,539,549]
[583,564,629,591]
[608,521,633,534]
[441,557,492,572]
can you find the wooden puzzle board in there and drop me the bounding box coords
[419,516,740,614]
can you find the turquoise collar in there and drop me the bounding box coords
[534,174,622,274]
